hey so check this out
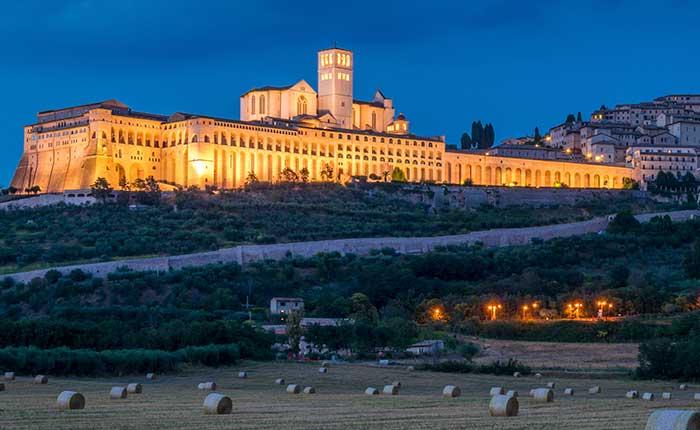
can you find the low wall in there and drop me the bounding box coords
[5,209,698,284]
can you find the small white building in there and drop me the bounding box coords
[270,297,304,315]
[406,340,445,355]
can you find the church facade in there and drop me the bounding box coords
[10,47,636,193]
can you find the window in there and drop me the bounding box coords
[297,96,308,115]
[251,95,256,115]
[259,95,265,115]
[371,112,377,130]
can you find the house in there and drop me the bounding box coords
[406,340,445,355]
[270,297,304,315]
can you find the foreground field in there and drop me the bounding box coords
[0,361,697,430]
[471,338,639,371]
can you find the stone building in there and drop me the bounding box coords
[10,47,638,193]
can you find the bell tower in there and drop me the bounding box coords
[317,47,353,129]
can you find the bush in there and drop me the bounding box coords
[416,359,530,376]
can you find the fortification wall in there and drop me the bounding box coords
[5,209,698,284]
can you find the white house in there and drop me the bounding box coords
[406,340,445,355]
[270,297,304,315]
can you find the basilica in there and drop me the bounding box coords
[10,47,634,193]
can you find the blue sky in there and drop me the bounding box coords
[1,0,698,185]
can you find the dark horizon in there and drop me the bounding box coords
[1,0,698,185]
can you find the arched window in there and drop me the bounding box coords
[297,96,307,115]
[251,95,256,114]
[259,95,265,114]
[371,112,377,130]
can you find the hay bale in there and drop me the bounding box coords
[383,385,399,395]
[4,372,15,381]
[238,371,247,379]
[275,378,285,385]
[286,384,301,394]
[392,381,402,388]
[365,387,379,395]
[319,367,328,374]
[546,382,556,389]
[198,382,217,391]
[127,383,142,394]
[33,375,48,384]
[303,386,316,394]
[378,359,389,366]
[529,389,536,397]
[489,394,519,417]
[662,392,672,400]
[321,361,330,368]
[145,373,156,381]
[202,393,232,415]
[506,390,518,398]
[109,386,127,400]
[513,372,521,378]
[643,392,655,401]
[442,385,461,398]
[57,391,85,410]
[680,384,688,391]
[626,390,639,399]
[532,388,554,403]
[564,388,574,396]
[645,410,700,430]
[535,373,543,379]
[490,387,505,396]
[589,386,601,394]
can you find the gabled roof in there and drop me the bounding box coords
[240,79,316,97]
[37,99,128,115]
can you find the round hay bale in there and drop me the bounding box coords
[694,393,700,401]
[535,373,543,379]
[127,383,142,394]
[546,382,556,389]
[202,393,232,415]
[198,382,216,391]
[645,409,700,430]
[589,386,602,394]
[442,385,461,398]
[4,372,15,381]
[662,392,672,400]
[564,388,574,396]
[392,381,402,388]
[57,391,85,410]
[489,394,519,417]
[626,390,639,399]
[321,361,330,368]
[238,371,247,379]
[529,389,536,397]
[506,390,518,398]
[490,387,505,396]
[365,387,379,395]
[680,384,688,391]
[532,388,554,403]
[513,372,521,378]
[275,378,285,385]
[643,392,655,401]
[383,385,399,395]
[33,375,48,384]
[109,386,127,400]
[303,386,316,394]
[406,366,415,372]
[145,373,156,381]
[286,384,301,394]
[319,367,328,374]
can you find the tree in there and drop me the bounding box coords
[471,121,483,148]
[391,167,406,182]
[381,170,391,182]
[460,132,472,149]
[607,210,640,234]
[565,114,576,123]
[133,176,161,205]
[684,242,700,279]
[622,178,640,190]
[286,310,304,358]
[320,163,334,181]
[245,171,259,187]
[7,186,18,195]
[118,175,130,191]
[25,185,41,194]
[90,177,113,203]
[482,123,495,148]
[577,111,583,122]
[533,127,542,144]
[280,167,299,182]
[299,167,310,183]
[349,293,378,324]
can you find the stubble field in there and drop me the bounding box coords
[0,361,695,430]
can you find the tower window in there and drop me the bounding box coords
[297,96,308,115]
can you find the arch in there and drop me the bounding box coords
[371,112,377,130]
[114,163,126,185]
[584,173,591,187]
[535,170,542,187]
[505,167,512,184]
[129,164,144,182]
[251,95,256,114]
[544,171,552,187]
[525,169,532,186]
[297,96,308,115]
[484,166,492,185]
[564,172,571,186]
[612,176,619,188]
[603,175,610,188]
[593,174,601,188]
[574,173,581,187]
[191,135,198,143]
[554,171,561,184]
[259,95,266,114]
[495,167,503,185]
[514,168,522,185]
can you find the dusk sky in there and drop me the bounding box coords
[1,0,698,185]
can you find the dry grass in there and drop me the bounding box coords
[0,361,696,429]
[471,338,639,371]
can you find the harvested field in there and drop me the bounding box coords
[0,361,694,429]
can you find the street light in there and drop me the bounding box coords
[568,302,583,319]
[487,304,502,321]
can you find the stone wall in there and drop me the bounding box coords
[5,209,698,284]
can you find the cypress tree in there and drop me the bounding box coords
[565,114,576,123]
[534,127,541,144]
[460,132,472,149]
[577,111,583,122]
